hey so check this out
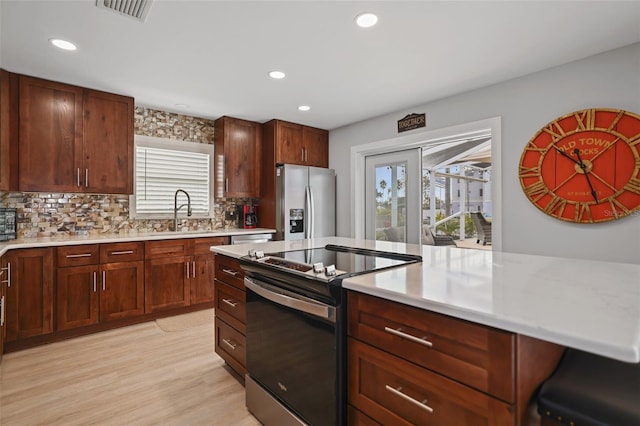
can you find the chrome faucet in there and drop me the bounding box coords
[173,189,192,231]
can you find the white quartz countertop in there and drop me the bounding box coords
[211,237,640,363]
[0,228,276,257]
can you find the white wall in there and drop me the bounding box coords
[329,43,640,264]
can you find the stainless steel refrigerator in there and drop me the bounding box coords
[275,164,336,240]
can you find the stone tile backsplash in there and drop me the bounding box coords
[1,107,249,239]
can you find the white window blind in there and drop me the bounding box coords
[132,136,213,218]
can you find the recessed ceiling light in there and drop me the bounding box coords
[174,103,189,108]
[298,105,311,112]
[268,70,286,79]
[355,12,378,28]
[49,38,78,51]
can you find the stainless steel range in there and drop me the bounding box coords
[239,244,421,426]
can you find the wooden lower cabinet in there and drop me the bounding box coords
[56,243,145,331]
[0,255,6,361]
[145,237,225,312]
[349,338,513,425]
[215,316,247,377]
[4,248,54,342]
[100,261,144,321]
[56,265,100,330]
[145,255,191,312]
[214,254,247,378]
[347,292,565,426]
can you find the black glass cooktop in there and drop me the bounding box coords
[260,244,421,278]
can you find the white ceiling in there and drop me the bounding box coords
[1,1,639,130]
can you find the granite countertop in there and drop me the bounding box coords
[0,228,276,257]
[210,237,640,363]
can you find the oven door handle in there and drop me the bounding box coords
[245,277,335,322]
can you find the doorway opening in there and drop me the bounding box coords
[353,117,500,251]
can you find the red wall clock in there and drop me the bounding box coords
[519,108,640,223]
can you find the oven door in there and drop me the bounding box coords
[245,276,342,426]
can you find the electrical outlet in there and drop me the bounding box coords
[225,210,236,221]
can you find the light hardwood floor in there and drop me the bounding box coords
[0,315,260,426]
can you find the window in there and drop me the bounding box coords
[479,188,484,197]
[131,135,214,218]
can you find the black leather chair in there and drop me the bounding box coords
[537,349,640,425]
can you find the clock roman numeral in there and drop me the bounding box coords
[574,109,595,131]
[544,195,567,216]
[519,165,541,179]
[607,110,625,132]
[525,144,546,152]
[608,198,630,218]
[542,121,566,142]
[575,203,593,223]
[524,181,549,201]
[623,178,640,194]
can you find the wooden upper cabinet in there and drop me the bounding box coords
[18,75,83,192]
[214,116,262,198]
[17,74,134,194]
[0,69,18,191]
[83,89,134,194]
[265,119,328,168]
[274,120,304,165]
[302,125,329,168]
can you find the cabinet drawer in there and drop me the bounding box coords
[215,317,246,376]
[193,237,228,255]
[215,281,246,333]
[57,245,100,267]
[100,241,144,263]
[215,255,244,290]
[348,292,515,402]
[348,339,514,426]
[145,239,191,258]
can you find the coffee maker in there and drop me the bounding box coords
[238,203,258,229]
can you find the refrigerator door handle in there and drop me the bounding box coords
[305,185,314,238]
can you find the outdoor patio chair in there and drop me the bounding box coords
[470,212,492,245]
[423,225,456,246]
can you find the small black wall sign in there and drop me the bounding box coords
[397,113,426,133]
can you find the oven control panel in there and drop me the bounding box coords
[245,250,342,280]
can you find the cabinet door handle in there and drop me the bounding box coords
[384,326,433,347]
[77,168,81,187]
[0,295,5,327]
[225,178,229,194]
[222,268,239,277]
[110,250,134,255]
[301,148,305,162]
[93,271,97,293]
[385,385,434,413]
[102,271,106,291]
[222,298,238,308]
[192,261,196,278]
[1,262,11,288]
[186,261,190,279]
[66,253,93,258]
[85,168,89,188]
[222,338,237,350]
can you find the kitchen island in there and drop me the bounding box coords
[210,236,640,363]
[213,237,639,424]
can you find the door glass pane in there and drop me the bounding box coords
[365,149,421,244]
[375,163,406,242]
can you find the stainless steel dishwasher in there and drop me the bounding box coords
[230,233,273,245]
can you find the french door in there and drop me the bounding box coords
[364,149,422,244]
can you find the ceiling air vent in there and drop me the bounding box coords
[96,0,153,22]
